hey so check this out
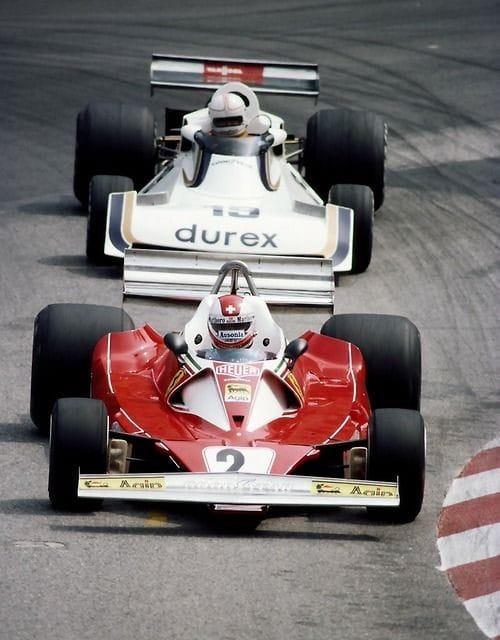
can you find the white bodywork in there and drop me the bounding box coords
[169,291,290,434]
[103,67,354,306]
[104,157,351,262]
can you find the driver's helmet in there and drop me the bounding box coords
[208,294,256,348]
[208,92,247,136]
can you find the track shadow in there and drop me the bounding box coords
[0,419,43,444]
[17,196,83,217]
[48,518,382,541]
[0,490,386,539]
[37,254,123,280]
[386,155,500,195]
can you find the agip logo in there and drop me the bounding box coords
[224,383,251,403]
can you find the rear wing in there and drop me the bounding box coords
[150,54,319,97]
[123,248,335,308]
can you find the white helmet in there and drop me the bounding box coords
[208,92,247,136]
[208,294,255,348]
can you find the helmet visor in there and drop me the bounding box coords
[213,116,244,130]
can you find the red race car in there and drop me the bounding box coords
[30,261,425,524]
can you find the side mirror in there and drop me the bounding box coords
[269,127,287,146]
[164,332,188,357]
[180,123,200,143]
[284,338,308,368]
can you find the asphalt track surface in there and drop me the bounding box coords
[0,2,498,639]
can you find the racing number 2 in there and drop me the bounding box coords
[203,446,276,473]
[216,448,245,471]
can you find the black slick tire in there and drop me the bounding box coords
[329,184,374,274]
[321,313,421,410]
[49,397,108,511]
[73,102,156,206]
[304,108,386,210]
[367,408,425,522]
[30,303,135,434]
[86,174,134,264]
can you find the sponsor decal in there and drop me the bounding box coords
[203,63,264,85]
[213,314,243,324]
[174,224,277,249]
[175,476,292,494]
[215,363,260,378]
[83,480,110,489]
[312,481,398,498]
[80,476,166,491]
[219,329,245,340]
[284,371,304,403]
[165,368,186,397]
[224,382,251,403]
[211,159,254,171]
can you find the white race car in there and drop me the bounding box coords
[74,55,386,306]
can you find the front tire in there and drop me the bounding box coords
[30,303,135,434]
[329,184,374,274]
[49,398,109,510]
[367,408,425,522]
[86,174,134,264]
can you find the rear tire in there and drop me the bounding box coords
[73,102,156,206]
[49,398,108,511]
[30,303,135,434]
[304,109,386,210]
[329,184,374,274]
[86,174,134,264]
[321,313,421,410]
[367,408,425,522]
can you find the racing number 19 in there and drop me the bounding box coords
[212,206,259,219]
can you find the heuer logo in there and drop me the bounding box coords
[216,363,260,377]
[174,224,277,248]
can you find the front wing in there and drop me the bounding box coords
[79,472,399,508]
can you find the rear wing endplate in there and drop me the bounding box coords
[150,54,319,97]
[123,248,334,307]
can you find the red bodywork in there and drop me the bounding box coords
[91,325,371,476]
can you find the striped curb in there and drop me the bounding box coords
[437,437,500,639]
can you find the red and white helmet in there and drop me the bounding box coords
[208,294,256,348]
[208,92,247,136]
